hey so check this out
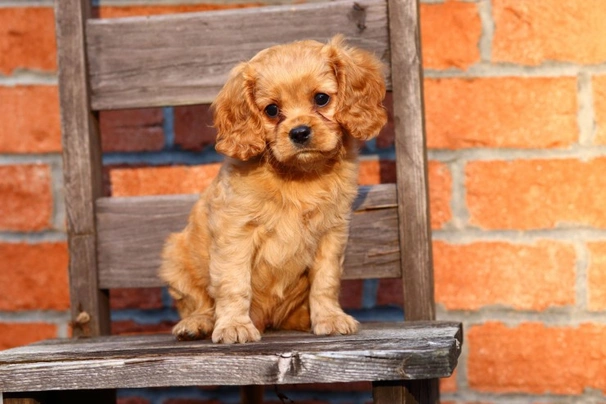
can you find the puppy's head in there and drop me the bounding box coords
[213,36,387,168]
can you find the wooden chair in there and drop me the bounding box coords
[0,0,462,403]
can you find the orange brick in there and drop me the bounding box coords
[493,0,606,66]
[425,77,578,149]
[587,242,606,311]
[98,4,257,18]
[0,8,56,74]
[434,241,576,311]
[110,164,221,197]
[420,0,481,70]
[100,108,164,152]
[0,164,53,231]
[0,242,69,311]
[467,158,606,230]
[0,323,57,350]
[593,75,606,145]
[0,86,62,153]
[468,322,606,394]
[440,369,457,393]
[359,160,452,229]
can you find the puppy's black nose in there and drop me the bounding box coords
[289,125,312,145]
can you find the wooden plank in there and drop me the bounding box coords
[96,184,400,288]
[0,322,462,392]
[86,0,391,110]
[54,0,110,338]
[387,0,437,401]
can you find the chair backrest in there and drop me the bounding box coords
[55,0,433,340]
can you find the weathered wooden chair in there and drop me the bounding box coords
[0,0,462,403]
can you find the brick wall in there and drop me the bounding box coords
[1,0,605,403]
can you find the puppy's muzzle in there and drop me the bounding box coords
[289,125,312,145]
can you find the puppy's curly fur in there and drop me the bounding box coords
[160,36,387,344]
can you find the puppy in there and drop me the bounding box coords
[160,35,387,344]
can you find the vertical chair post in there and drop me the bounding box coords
[373,0,438,402]
[54,0,114,401]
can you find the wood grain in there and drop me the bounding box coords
[96,184,400,288]
[384,0,437,401]
[0,322,462,392]
[55,0,111,338]
[86,0,391,110]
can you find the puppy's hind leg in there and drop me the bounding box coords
[169,286,215,341]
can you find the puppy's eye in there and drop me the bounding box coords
[314,93,330,107]
[265,104,279,118]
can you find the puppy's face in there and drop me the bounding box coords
[212,36,387,169]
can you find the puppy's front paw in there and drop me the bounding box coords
[212,318,261,344]
[173,314,214,341]
[313,313,359,336]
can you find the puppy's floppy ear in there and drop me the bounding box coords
[212,63,265,160]
[324,35,388,140]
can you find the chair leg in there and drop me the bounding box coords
[372,379,438,404]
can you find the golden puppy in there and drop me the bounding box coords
[160,36,387,344]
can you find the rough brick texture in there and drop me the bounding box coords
[468,322,606,394]
[0,323,57,350]
[434,241,576,311]
[0,86,61,153]
[493,0,606,65]
[424,77,578,149]
[112,320,174,336]
[0,7,56,74]
[420,0,481,70]
[110,164,222,196]
[593,75,606,145]
[0,242,69,311]
[587,243,606,311]
[174,104,216,151]
[0,164,53,231]
[110,288,164,310]
[467,158,606,230]
[100,109,165,153]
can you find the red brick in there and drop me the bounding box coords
[420,0,481,70]
[100,109,164,152]
[587,242,606,311]
[111,320,174,336]
[0,242,69,311]
[434,241,576,311]
[0,164,53,231]
[0,323,57,350]
[425,77,578,149]
[98,4,257,18]
[339,280,364,310]
[174,104,216,151]
[163,400,220,404]
[281,382,370,392]
[0,8,56,74]
[0,86,61,153]
[110,164,221,197]
[110,288,164,310]
[468,322,606,394]
[118,398,150,404]
[593,75,606,145]
[467,158,606,230]
[358,160,452,230]
[493,0,606,66]
[376,278,402,307]
[375,92,394,149]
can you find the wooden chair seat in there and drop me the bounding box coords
[0,322,461,393]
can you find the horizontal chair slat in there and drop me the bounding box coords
[86,0,391,110]
[0,322,462,391]
[96,184,399,289]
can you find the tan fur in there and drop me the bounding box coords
[160,36,387,344]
